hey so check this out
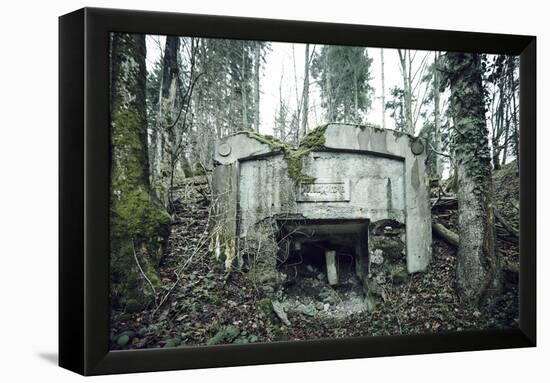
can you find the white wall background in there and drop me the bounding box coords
[0,0,546,381]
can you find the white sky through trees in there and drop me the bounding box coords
[144,35,512,160]
[145,35,438,137]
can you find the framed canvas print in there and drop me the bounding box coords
[59,7,536,376]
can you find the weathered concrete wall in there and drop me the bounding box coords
[212,123,431,280]
[238,152,406,234]
[321,124,432,273]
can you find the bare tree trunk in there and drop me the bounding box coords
[241,43,248,130]
[492,66,507,171]
[353,70,359,122]
[253,42,260,132]
[509,57,519,170]
[159,36,180,208]
[448,52,501,308]
[433,52,442,179]
[380,48,386,130]
[325,51,333,121]
[398,49,414,134]
[502,96,511,166]
[301,44,310,138]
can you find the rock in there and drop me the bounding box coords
[272,300,291,326]
[261,285,275,294]
[207,326,240,346]
[116,334,130,346]
[325,250,338,285]
[371,249,384,265]
[374,273,386,284]
[164,337,181,348]
[297,303,317,317]
[391,266,408,284]
[366,296,377,312]
[119,330,136,339]
[315,302,324,310]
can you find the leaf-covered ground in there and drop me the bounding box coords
[110,165,519,349]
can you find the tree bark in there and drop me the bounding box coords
[158,36,180,208]
[241,43,248,130]
[380,48,386,130]
[110,33,170,311]
[398,49,414,134]
[325,51,333,121]
[301,44,310,138]
[448,52,501,308]
[433,52,443,179]
[253,42,260,132]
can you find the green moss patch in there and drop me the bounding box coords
[370,237,405,263]
[207,326,240,345]
[235,124,329,182]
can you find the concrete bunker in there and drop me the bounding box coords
[211,123,432,306]
[276,218,369,287]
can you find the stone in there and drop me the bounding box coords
[261,285,275,294]
[297,303,317,317]
[116,334,130,346]
[325,250,338,285]
[272,300,291,326]
[371,249,384,265]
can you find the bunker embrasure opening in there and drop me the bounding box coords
[275,219,369,287]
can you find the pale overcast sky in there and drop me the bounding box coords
[145,36,439,137]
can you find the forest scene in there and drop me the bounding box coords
[109,32,520,350]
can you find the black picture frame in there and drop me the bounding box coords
[59,7,536,376]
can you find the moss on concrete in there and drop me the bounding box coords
[235,125,329,183]
[233,131,288,152]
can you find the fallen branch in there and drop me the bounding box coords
[432,223,459,248]
[132,239,157,299]
[431,196,458,210]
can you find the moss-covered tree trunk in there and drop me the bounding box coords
[110,33,171,312]
[447,52,501,308]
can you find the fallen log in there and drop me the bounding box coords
[432,222,459,248]
[431,196,458,210]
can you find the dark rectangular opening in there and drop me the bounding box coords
[275,218,369,287]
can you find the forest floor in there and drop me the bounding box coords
[110,162,520,349]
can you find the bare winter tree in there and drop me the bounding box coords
[157,36,180,207]
[300,43,310,138]
[380,48,386,130]
[397,49,431,135]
